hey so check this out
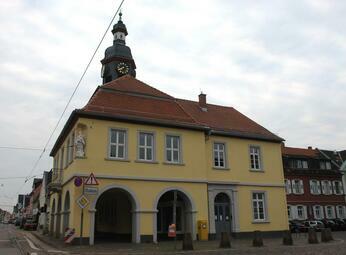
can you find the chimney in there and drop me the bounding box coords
[308,146,312,150]
[198,93,207,111]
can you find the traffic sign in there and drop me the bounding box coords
[76,195,89,209]
[84,173,99,185]
[74,177,83,187]
[85,186,98,195]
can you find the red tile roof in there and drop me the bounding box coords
[282,146,318,157]
[82,75,282,141]
[51,75,283,156]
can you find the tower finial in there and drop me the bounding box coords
[119,11,122,21]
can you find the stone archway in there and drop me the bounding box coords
[62,191,70,233]
[153,187,196,242]
[89,184,140,245]
[50,199,56,236]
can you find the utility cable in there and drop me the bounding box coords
[16,0,125,196]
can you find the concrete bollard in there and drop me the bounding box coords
[182,232,194,250]
[252,230,263,247]
[282,230,293,245]
[321,228,333,242]
[219,232,231,248]
[308,228,319,244]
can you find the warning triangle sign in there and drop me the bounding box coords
[84,173,99,185]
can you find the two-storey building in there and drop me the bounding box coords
[48,13,288,245]
[283,146,346,222]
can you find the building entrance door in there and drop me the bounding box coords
[214,193,231,239]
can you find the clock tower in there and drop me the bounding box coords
[101,12,136,84]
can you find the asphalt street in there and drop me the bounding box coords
[0,223,22,255]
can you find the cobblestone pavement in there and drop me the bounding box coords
[25,230,346,255]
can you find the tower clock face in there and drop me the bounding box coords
[116,62,130,75]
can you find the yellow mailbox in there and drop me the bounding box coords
[197,220,208,241]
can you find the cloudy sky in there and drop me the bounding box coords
[0,0,345,211]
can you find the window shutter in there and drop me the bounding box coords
[320,206,324,218]
[328,181,333,195]
[292,181,297,194]
[304,206,308,220]
[287,180,292,194]
[317,181,321,194]
[321,181,326,194]
[332,181,336,195]
[299,180,304,194]
[309,180,313,194]
[340,182,344,195]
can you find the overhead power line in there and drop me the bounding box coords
[17,0,125,194]
[0,146,44,151]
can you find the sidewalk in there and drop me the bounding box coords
[29,231,346,255]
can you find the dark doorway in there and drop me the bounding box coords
[214,193,231,239]
[156,190,193,241]
[95,188,133,243]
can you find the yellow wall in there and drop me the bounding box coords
[50,117,288,240]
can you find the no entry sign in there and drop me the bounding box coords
[74,177,83,187]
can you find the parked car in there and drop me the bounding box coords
[303,220,324,231]
[332,219,346,231]
[289,220,307,233]
[321,219,338,231]
[23,219,37,231]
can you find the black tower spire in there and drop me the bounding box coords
[101,12,136,83]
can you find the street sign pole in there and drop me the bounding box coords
[173,191,177,249]
[80,179,84,246]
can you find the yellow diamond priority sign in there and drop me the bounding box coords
[76,195,89,209]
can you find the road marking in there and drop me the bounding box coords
[31,253,37,255]
[24,236,40,251]
[48,250,69,254]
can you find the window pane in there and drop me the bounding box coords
[147,134,152,146]
[118,145,124,158]
[173,137,179,149]
[139,147,145,160]
[173,150,179,162]
[111,130,117,143]
[166,137,171,148]
[146,148,152,160]
[118,131,125,144]
[110,145,117,157]
[139,133,145,146]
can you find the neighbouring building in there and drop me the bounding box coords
[282,146,346,222]
[48,13,288,244]
[38,171,51,234]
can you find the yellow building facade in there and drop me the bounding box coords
[48,14,288,245]
[48,79,288,245]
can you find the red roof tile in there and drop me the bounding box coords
[282,146,318,157]
[80,75,282,142]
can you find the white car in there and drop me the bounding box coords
[303,220,324,230]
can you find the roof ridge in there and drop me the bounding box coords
[174,99,202,126]
[176,98,234,109]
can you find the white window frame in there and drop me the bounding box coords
[336,205,346,219]
[138,132,155,162]
[165,135,181,164]
[252,192,267,222]
[313,205,324,220]
[325,205,335,219]
[284,179,292,194]
[292,179,304,194]
[296,205,307,220]
[333,181,344,195]
[309,179,321,195]
[249,146,262,171]
[213,142,227,168]
[109,129,127,160]
[321,180,333,195]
